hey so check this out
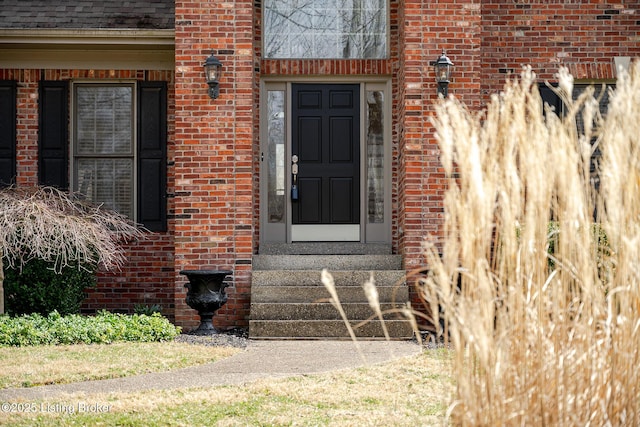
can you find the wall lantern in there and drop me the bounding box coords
[431,49,454,97]
[204,51,223,99]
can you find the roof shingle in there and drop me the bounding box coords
[0,0,174,29]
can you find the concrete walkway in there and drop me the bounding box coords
[0,340,421,400]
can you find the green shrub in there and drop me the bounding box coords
[0,311,180,346]
[133,303,162,316]
[3,258,97,316]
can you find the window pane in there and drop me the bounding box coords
[264,0,387,59]
[74,85,134,219]
[366,90,384,223]
[267,90,286,223]
[75,158,134,218]
[76,86,133,155]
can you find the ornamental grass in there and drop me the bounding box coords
[420,64,640,425]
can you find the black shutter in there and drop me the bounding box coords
[0,81,17,187]
[137,82,167,232]
[538,84,563,117]
[38,81,69,189]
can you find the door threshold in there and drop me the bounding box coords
[291,224,359,241]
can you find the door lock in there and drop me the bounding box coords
[291,155,299,201]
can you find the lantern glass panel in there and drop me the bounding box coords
[205,65,221,83]
[435,64,450,82]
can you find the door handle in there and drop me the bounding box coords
[291,155,299,201]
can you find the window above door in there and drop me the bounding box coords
[263,0,388,59]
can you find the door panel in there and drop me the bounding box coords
[330,177,355,222]
[330,117,354,162]
[330,90,355,108]
[292,84,360,228]
[298,90,322,108]
[298,177,321,223]
[298,117,321,161]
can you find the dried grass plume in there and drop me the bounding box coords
[422,64,640,425]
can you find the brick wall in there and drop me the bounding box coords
[0,68,176,320]
[402,1,638,312]
[173,0,255,331]
[480,1,640,100]
[398,0,638,270]
[3,1,638,332]
[397,1,483,278]
[85,236,175,318]
[12,70,39,186]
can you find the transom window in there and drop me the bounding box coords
[73,84,135,218]
[263,0,388,59]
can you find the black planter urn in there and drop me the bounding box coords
[179,269,232,335]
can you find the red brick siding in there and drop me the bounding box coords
[252,1,262,257]
[480,1,640,101]
[261,60,393,75]
[12,70,39,186]
[174,0,255,330]
[85,236,175,317]
[3,1,638,332]
[0,68,176,320]
[397,1,482,276]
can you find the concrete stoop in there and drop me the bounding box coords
[249,244,414,340]
[249,320,414,340]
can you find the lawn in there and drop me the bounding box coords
[0,341,240,388]
[0,343,452,426]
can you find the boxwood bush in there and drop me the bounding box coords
[3,258,97,316]
[0,311,181,346]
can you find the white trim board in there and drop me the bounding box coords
[0,29,174,70]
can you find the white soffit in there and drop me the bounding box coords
[0,29,175,70]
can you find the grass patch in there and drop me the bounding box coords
[0,341,240,388]
[0,350,453,426]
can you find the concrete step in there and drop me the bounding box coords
[248,320,414,339]
[251,270,406,287]
[253,254,403,271]
[259,242,392,255]
[249,253,410,340]
[250,302,408,321]
[251,284,408,304]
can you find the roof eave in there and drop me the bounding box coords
[0,28,175,48]
[0,29,175,71]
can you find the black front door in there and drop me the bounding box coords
[291,84,360,228]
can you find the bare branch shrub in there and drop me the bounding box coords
[421,64,640,425]
[0,186,146,313]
